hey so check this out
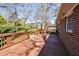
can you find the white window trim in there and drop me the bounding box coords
[66,11,73,33]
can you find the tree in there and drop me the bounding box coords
[0,15,6,24]
[14,19,25,26]
[34,4,50,30]
[34,4,60,31]
[22,4,32,26]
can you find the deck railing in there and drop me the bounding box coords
[0,31,29,50]
[0,29,44,50]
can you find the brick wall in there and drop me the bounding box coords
[59,17,77,55]
[57,3,75,22]
[72,5,79,55]
[58,5,79,55]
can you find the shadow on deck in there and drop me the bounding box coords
[39,33,70,56]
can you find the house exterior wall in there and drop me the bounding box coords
[57,4,79,55]
[57,3,76,23]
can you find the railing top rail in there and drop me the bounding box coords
[0,31,27,38]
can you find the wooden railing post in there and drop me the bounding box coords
[27,32,30,39]
[37,29,38,35]
[6,35,13,45]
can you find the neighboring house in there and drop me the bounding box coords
[47,25,56,33]
[56,3,79,55]
[46,22,56,33]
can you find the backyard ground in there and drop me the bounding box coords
[0,33,70,56]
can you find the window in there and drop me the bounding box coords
[66,16,73,33]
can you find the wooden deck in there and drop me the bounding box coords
[0,34,44,56]
[0,33,70,56]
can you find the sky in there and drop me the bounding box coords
[0,3,61,24]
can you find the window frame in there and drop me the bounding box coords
[66,11,73,33]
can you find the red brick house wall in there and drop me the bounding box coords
[57,4,79,55]
[57,3,76,22]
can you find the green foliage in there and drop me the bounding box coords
[0,25,14,33]
[14,19,25,26]
[0,25,37,34]
[0,24,34,34]
[0,15,36,34]
[0,15,6,24]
